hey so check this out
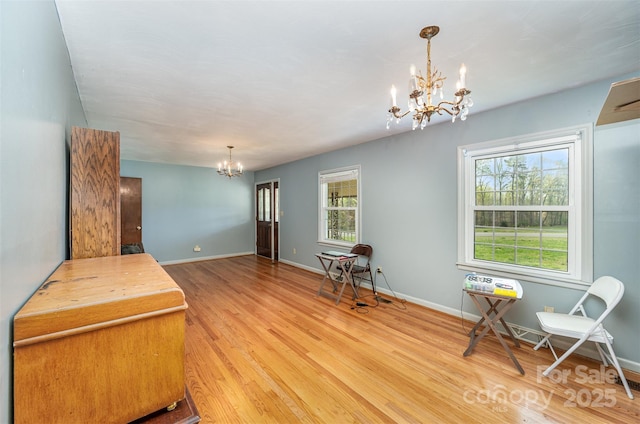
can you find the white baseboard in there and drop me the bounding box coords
[159,251,254,266]
[283,259,640,374]
[279,258,323,274]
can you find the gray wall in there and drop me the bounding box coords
[255,73,640,370]
[120,160,255,263]
[593,120,640,361]
[0,1,87,422]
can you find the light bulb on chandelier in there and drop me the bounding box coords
[386,26,473,130]
[217,146,243,178]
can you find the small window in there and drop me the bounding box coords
[319,166,360,247]
[458,125,593,287]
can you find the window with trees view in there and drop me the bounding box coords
[319,166,360,247]
[458,126,593,287]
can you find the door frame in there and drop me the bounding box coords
[255,178,280,262]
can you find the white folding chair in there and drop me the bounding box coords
[533,276,634,399]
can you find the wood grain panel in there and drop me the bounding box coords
[14,312,185,424]
[164,255,640,424]
[70,126,120,259]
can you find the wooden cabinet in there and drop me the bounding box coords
[70,126,121,259]
[13,254,187,424]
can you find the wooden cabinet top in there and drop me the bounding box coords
[14,254,186,345]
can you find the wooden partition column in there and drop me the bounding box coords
[70,126,121,259]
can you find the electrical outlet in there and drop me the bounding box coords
[544,306,554,313]
[376,266,382,273]
[293,248,297,255]
[193,245,201,252]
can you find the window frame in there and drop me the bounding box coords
[457,125,593,289]
[318,165,361,248]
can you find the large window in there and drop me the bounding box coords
[319,166,360,247]
[457,125,592,287]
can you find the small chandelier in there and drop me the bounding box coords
[217,146,243,178]
[386,25,473,130]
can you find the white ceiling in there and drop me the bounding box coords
[55,0,640,171]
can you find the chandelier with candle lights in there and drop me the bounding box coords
[386,26,473,130]
[217,146,243,178]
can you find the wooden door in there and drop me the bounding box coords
[256,181,279,260]
[120,177,142,245]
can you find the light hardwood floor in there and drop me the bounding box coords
[163,255,639,423]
